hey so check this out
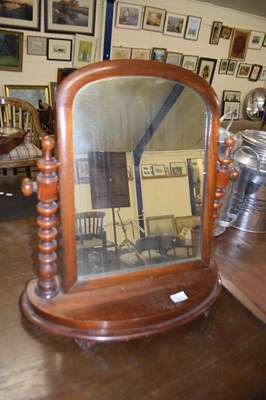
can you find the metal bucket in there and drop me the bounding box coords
[218,130,266,233]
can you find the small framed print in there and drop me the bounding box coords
[223,101,240,120]
[73,34,96,68]
[141,164,154,178]
[219,59,229,74]
[249,64,262,82]
[209,21,222,44]
[27,36,47,56]
[47,38,72,61]
[165,52,183,66]
[248,31,264,50]
[197,57,217,85]
[236,63,252,78]
[223,91,241,102]
[227,60,237,75]
[163,12,187,38]
[259,66,266,81]
[142,6,166,33]
[228,28,250,61]
[131,48,150,60]
[151,48,166,62]
[75,159,90,184]
[170,162,187,176]
[111,46,131,60]
[184,15,202,41]
[153,165,166,176]
[115,2,143,30]
[220,26,232,40]
[182,55,198,71]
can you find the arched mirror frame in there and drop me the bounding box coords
[21,60,221,345]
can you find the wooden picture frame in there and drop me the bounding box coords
[0,29,23,72]
[184,15,202,41]
[115,2,143,30]
[44,0,96,35]
[47,38,72,61]
[182,55,198,71]
[27,36,47,55]
[220,26,232,40]
[131,48,150,60]
[163,12,187,38]
[226,60,237,75]
[165,52,183,66]
[142,6,166,33]
[111,46,131,60]
[0,0,40,31]
[223,91,241,102]
[209,21,222,44]
[248,31,264,50]
[73,34,96,68]
[236,63,252,78]
[146,214,177,236]
[218,59,229,74]
[222,101,240,120]
[228,28,250,61]
[151,47,166,62]
[57,68,76,84]
[170,162,187,176]
[249,64,262,82]
[5,84,50,108]
[197,57,217,85]
[75,158,90,184]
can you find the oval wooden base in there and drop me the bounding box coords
[20,262,221,345]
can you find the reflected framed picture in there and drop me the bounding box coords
[222,101,240,120]
[49,81,57,109]
[153,165,166,176]
[0,0,40,30]
[75,158,90,184]
[44,0,96,35]
[226,60,237,75]
[146,214,177,236]
[249,64,262,81]
[248,31,264,50]
[209,21,222,44]
[142,6,166,33]
[163,12,187,38]
[197,57,217,85]
[151,47,166,62]
[223,90,241,102]
[166,52,183,66]
[182,55,198,71]
[170,162,187,176]
[47,38,72,61]
[219,59,229,74]
[115,2,143,30]
[27,36,47,55]
[236,63,252,78]
[131,48,150,60]
[141,164,154,178]
[0,29,23,72]
[111,46,131,60]
[73,34,96,67]
[5,84,50,108]
[184,15,202,41]
[228,28,250,61]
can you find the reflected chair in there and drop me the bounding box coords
[120,235,184,267]
[76,211,108,268]
[0,97,46,178]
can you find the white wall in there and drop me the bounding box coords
[0,0,265,116]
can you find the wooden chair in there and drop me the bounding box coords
[120,235,183,267]
[76,211,108,268]
[0,97,46,178]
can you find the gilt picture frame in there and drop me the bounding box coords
[0,29,23,72]
[228,28,250,61]
[5,84,50,108]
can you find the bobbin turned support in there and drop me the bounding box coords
[22,136,60,299]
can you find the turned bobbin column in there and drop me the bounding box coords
[22,136,60,298]
[213,135,239,234]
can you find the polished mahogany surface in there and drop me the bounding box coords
[1,217,266,399]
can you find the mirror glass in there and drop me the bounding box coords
[72,76,207,278]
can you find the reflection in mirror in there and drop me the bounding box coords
[73,76,207,278]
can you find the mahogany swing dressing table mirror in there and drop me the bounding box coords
[20,60,221,347]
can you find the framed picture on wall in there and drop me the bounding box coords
[5,84,50,108]
[131,48,150,60]
[197,57,217,85]
[163,12,187,38]
[115,2,143,30]
[73,34,97,67]
[146,215,177,236]
[218,59,229,74]
[258,66,266,81]
[165,52,183,66]
[228,28,250,61]
[27,36,47,55]
[142,6,166,33]
[151,47,167,61]
[47,38,72,61]
[226,60,237,75]
[248,31,264,50]
[0,0,41,30]
[75,159,90,184]
[0,29,23,72]
[236,63,252,78]
[223,91,241,102]
[249,64,262,81]
[263,34,266,47]
[44,0,96,35]
[209,21,223,44]
[220,26,232,40]
[182,55,198,71]
[111,46,131,59]
[222,101,240,120]
[184,15,202,41]
[170,162,187,176]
